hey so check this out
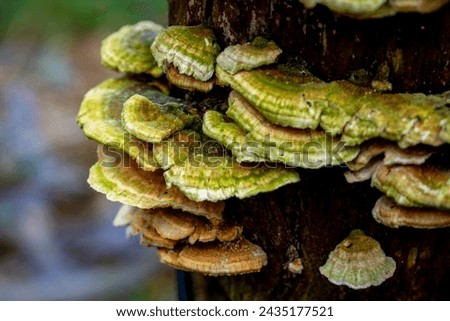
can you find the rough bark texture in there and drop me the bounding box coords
[168,0,450,300]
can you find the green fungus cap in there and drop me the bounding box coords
[371,164,450,210]
[122,94,193,143]
[216,36,282,74]
[151,25,220,81]
[319,229,396,290]
[101,21,164,77]
[87,151,224,223]
[163,154,300,202]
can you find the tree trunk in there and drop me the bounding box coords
[168,0,450,300]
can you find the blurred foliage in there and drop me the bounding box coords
[0,0,168,40]
[0,0,174,300]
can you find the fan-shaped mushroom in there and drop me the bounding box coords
[101,21,164,76]
[319,229,396,289]
[372,196,450,228]
[216,36,282,74]
[151,25,220,82]
[158,238,268,276]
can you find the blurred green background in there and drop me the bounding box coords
[0,0,168,39]
[0,0,178,300]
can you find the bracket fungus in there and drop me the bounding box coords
[441,117,450,143]
[319,229,396,289]
[113,204,134,228]
[114,204,265,276]
[203,93,359,168]
[298,0,450,18]
[77,78,185,171]
[215,64,328,130]
[78,15,450,288]
[121,94,193,143]
[226,91,360,167]
[164,154,300,202]
[88,152,224,222]
[114,205,178,248]
[114,204,243,245]
[202,110,271,163]
[300,0,387,15]
[153,129,203,170]
[135,207,198,241]
[158,238,268,276]
[165,65,215,93]
[216,64,450,148]
[344,140,434,183]
[343,139,449,229]
[101,21,164,77]
[372,196,450,229]
[129,209,179,249]
[216,36,282,74]
[383,145,434,167]
[346,140,389,171]
[151,25,220,82]
[388,0,450,13]
[371,164,450,210]
[344,158,383,183]
[342,94,450,148]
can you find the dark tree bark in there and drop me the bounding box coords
[168,0,450,300]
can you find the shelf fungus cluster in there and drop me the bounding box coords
[150,25,220,92]
[215,64,450,149]
[298,0,450,19]
[203,90,360,168]
[78,20,450,284]
[320,230,396,289]
[76,22,310,276]
[114,205,267,275]
[344,140,450,229]
[210,55,449,172]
